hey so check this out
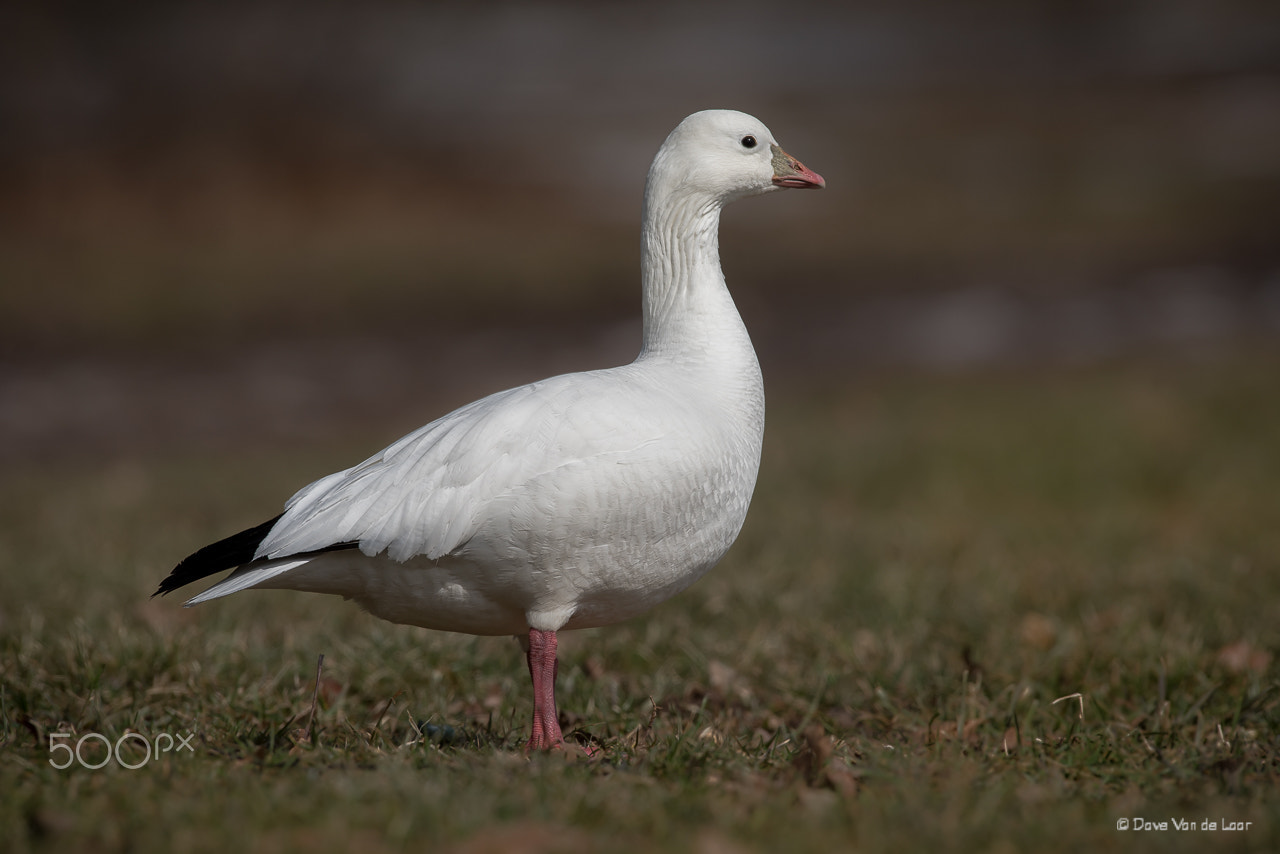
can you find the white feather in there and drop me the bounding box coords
[184,557,314,605]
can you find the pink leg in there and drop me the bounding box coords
[524,628,565,751]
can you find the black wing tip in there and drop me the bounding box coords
[152,570,196,598]
[153,514,283,598]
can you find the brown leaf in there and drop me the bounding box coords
[1019,612,1058,651]
[317,677,344,707]
[825,759,860,800]
[934,718,986,745]
[1217,640,1271,674]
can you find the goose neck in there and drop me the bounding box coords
[639,189,729,354]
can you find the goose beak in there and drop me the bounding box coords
[770,144,825,189]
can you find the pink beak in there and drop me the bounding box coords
[771,144,826,189]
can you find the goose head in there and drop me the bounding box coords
[647,109,825,205]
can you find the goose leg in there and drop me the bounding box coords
[524,628,564,751]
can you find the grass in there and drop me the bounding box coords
[2,352,1278,852]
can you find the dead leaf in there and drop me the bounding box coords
[1217,640,1271,674]
[1019,613,1057,650]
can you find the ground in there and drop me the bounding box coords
[2,350,1277,853]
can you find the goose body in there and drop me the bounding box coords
[156,109,824,750]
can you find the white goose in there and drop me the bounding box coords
[156,110,824,751]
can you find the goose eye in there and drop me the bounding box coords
[740,135,757,149]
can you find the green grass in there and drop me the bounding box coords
[3,354,1278,852]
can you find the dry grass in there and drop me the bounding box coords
[2,353,1278,852]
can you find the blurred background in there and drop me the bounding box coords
[2,0,1279,465]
